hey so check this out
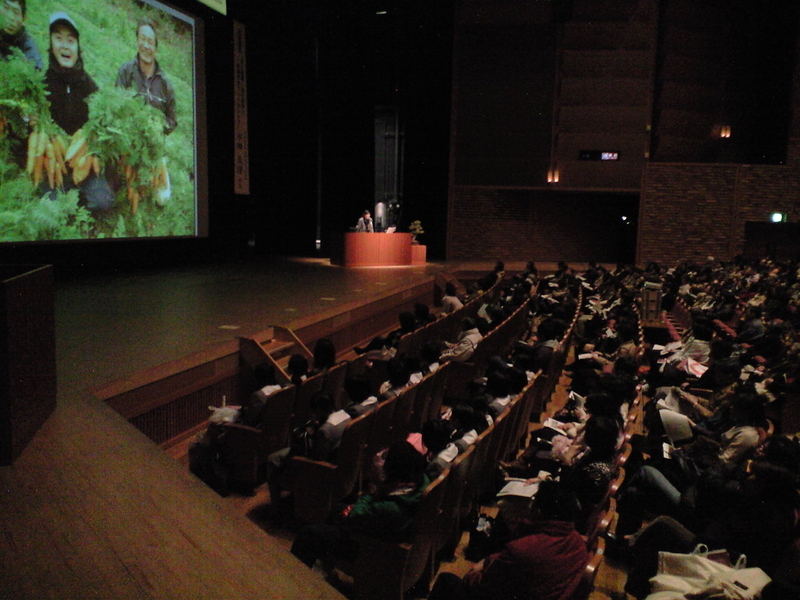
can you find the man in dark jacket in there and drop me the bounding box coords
[0,0,42,68]
[115,17,177,133]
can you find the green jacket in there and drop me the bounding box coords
[346,475,430,542]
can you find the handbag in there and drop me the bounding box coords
[289,421,315,457]
[649,545,736,596]
[647,545,771,600]
[706,567,772,600]
[464,513,494,562]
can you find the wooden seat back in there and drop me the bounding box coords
[288,410,372,524]
[508,375,539,456]
[432,445,475,563]
[571,537,605,600]
[475,408,512,500]
[216,384,296,492]
[258,384,297,455]
[462,424,493,513]
[290,371,326,429]
[322,361,349,409]
[408,369,437,432]
[218,422,263,493]
[425,362,451,421]
[496,394,524,463]
[363,397,397,462]
[388,384,418,445]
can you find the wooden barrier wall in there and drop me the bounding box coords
[94,277,436,446]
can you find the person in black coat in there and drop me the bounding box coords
[45,13,95,135]
[44,12,113,211]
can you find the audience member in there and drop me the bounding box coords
[342,375,378,417]
[266,391,350,508]
[378,356,411,399]
[355,311,417,355]
[429,480,590,600]
[414,302,436,326]
[441,317,482,362]
[237,363,282,427]
[286,354,310,385]
[441,282,464,315]
[311,338,337,373]
[290,440,429,573]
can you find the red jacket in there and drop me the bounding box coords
[463,520,589,600]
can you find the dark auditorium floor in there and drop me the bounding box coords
[56,256,580,396]
[56,255,449,397]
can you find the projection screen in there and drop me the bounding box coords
[0,0,207,242]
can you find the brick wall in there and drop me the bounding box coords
[638,140,800,266]
[447,1,800,266]
[450,156,800,265]
[448,189,534,260]
[619,17,800,266]
[448,188,638,262]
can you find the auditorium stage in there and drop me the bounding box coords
[55,256,450,398]
[55,257,577,397]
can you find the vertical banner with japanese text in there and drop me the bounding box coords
[233,20,250,194]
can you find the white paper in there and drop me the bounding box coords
[660,409,693,445]
[497,479,540,498]
[541,418,570,437]
[656,388,681,412]
[568,390,586,409]
[685,358,708,377]
[327,410,351,426]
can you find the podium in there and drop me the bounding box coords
[331,232,418,267]
[0,265,57,465]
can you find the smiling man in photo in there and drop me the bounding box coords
[0,0,42,68]
[115,17,177,134]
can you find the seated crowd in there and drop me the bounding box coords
[194,257,800,600]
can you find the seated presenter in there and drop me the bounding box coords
[355,210,374,232]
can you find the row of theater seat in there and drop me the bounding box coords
[220,273,617,599]
[216,274,501,492]
[218,274,511,497]
[321,285,588,600]
[288,290,544,525]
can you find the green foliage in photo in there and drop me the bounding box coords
[0,48,52,136]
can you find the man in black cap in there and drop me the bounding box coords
[43,12,114,212]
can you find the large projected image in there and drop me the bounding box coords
[0,0,202,242]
